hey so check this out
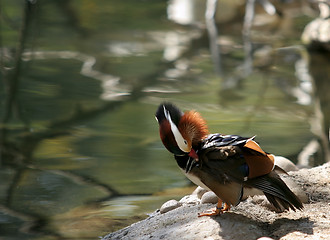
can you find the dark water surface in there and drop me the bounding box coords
[0,0,329,239]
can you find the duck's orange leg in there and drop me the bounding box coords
[198,199,231,217]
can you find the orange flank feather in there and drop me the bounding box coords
[244,139,266,154]
[243,139,275,178]
[179,111,209,147]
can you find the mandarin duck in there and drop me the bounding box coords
[155,103,303,217]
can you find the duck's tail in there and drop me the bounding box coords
[246,171,303,211]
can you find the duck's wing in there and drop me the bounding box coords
[201,134,276,179]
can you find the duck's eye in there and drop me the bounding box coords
[184,140,188,145]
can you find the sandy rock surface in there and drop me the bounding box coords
[102,163,330,240]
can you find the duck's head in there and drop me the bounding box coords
[155,103,209,158]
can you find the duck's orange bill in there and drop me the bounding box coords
[189,149,199,159]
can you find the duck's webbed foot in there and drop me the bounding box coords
[198,199,230,217]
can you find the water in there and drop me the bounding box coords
[0,0,329,239]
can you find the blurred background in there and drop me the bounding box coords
[0,0,329,239]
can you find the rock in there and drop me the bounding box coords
[179,194,200,205]
[241,187,263,200]
[250,195,272,209]
[281,175,308,204]
[201,191,218,204]
[192,186,208,199]
[102,162,330,240]
[274,156,299,172]
[159,199,181,214]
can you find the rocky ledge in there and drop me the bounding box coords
[102,162,330,240]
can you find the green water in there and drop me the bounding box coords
[0,0,329,239]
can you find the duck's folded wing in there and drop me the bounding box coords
[202,134,276,179]
[199,145,248,182]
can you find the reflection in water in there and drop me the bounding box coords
[168,0,222,75]
[167,0,205,25]
[22,51,128,100]
[162,31,192,62]
[0,1,329,240]
[275,46,330,165]
[205,0,222,75]
[243,0,278,36]
[276,46,312,106]
[0,2,152,238]
[308,52,330,164]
